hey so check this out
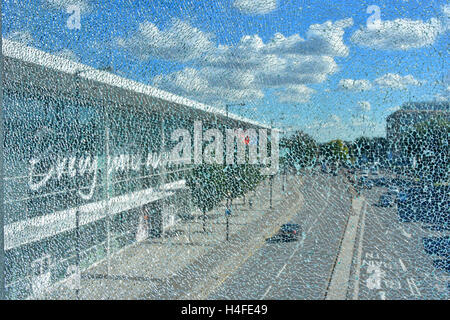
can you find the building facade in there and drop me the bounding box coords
[386,101,450,143]
[2,39,273,299]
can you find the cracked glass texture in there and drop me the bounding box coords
[0,0,449,300]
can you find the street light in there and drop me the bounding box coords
[267,116,285,209]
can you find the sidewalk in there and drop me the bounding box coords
[48,174,305,299]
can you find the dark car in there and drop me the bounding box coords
[423,236,450,257]
[397,186,449,224]
[279,223,302,241]
[378,192,394,207]
[432,259,450,273]
[374,177,388,187]
[358,176,374,189]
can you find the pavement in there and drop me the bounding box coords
[208,171,352,300]
[47,167,449,300]
[348,178,449,300]
[48,173,306,299]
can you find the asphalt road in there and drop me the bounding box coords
[208,170,449,300]
[354,178,449,300]
[208,172,351,299]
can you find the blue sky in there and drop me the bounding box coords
[2,0,449,142]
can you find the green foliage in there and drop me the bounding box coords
[320,139,349,164]
[349,136,388,163]
[186,163,264,213]
[281,130,318,172]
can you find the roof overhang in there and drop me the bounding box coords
[2,39,276,131]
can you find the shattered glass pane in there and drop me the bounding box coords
[0,0,448,301]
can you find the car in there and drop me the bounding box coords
[388,185,400,194]
[358,176,373,189]
[423,236,450,257]
[279,223,301,241]
[370,166,379,175]
[378,193,394,207]
[321,163,330,173]
[432,259,450,273]
[374,177,387,187]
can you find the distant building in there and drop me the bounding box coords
[386,101,450,143]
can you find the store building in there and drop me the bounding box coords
[1,39,273,298]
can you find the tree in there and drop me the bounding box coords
[186,164,226,232]
[350,136,388,165]
[186,163,264,233]
[321,139,349,167]
[281,131,318,173]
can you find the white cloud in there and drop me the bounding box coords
[256,54,338,87]
[153,68,264,106]
[338,79,372,91]
[374,73,424,89]
[233,0,277,15]
[146,18,353,106]
[351,115,374,127]
[434,85,450,102]
[358,101,371,112]
[273,85,316,103]
[6,30,33,45]
[351,17,443,50]
[442,4,450,31]
[117,19,215,62]
[265,18,354,57]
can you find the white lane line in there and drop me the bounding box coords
[261,285,272,300]
[398,258,407,272]
[398,226,412,239]
[352,202,367,300]
[379,291,386,300]
[276,264,287,278]
[326,196,366,300]
[260,181,334,301]
[406,278,421,297]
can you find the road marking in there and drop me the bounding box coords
[261,285,272,299]
[326,197,366,300]
[196,176,306,299]
[276,264,287,278]
[352,203,367,300]
[396,225,412,239]
[259,186,331,301]
[379,291,386,300]
[406,278,421,297]
[398,258,407,272]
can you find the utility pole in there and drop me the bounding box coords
[225,195,232,241]
[269,120,274,209]
[0,1,5,300]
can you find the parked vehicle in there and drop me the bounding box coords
[423,236,450,257]
[358,176,373,189]
[378,193,394,207]
[397,186,449,224]
[279,224,302,241]
[370,166,379,175]
[374,177,388,187]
